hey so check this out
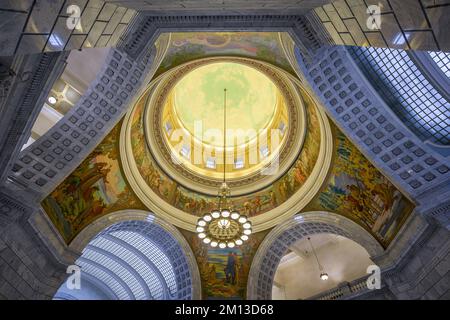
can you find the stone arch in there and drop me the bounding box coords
[66,209,202,299]
[10,34,171,198]
[293,45,449,200]
[246,211,383,300]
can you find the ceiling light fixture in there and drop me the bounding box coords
[48,96,57,105]
[197,89,252,248]
[320,272,329,281]
[307,236,328,281]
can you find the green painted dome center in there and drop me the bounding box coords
[173,62,277,147]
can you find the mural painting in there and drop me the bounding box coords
[306,128,414,248]
[41,122,147,243]
[156,32,295,76]
[183,229,268,299]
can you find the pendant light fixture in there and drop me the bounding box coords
[196,89,252,248]
[307,236,328,281]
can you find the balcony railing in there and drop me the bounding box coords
[307,274,375,300]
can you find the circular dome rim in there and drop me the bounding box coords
[144,57,306,196]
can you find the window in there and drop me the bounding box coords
[234,158,244,169]
[53,220,194,300]
[260,146,269,158]
[180,144,190,158]
[165,121,173,133]
[428,51,450,78]
[349,47,450,145]
[206,157,216,169]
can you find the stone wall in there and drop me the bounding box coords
[0,0,137,56]
[0,191,67,299]
[312,0,450,51]
[387,225,450,299]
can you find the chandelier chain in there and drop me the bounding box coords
[307,237,323,271]
[223,88,227,184]
[196,88,252,248]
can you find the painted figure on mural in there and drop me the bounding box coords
[56,161,110,224]
[252,196,262,214]
[270,190,277,207]
[278,178,288,201]
[225,252,239,285]
[292,159,307,188]
[243,201,252,215]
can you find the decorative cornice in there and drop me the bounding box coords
[0,52,68,187]
[7,42,162,198]
[119,14,328,61]
[0,189,31,226]
[0,58,14,106]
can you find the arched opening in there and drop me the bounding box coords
[272,233,373,300]
[53,218,200,300]
[247,212,383,300]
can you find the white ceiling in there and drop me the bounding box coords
[63,47,110,93]
[273,233,374,300]
[23,48,109,150]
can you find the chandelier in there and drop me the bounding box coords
[307,236,328,281]
[196,89,252,248]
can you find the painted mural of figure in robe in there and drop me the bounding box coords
[225,252,239,285]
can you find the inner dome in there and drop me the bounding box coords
[160,60,291,181]
[122,55,331,230]
[173,62,278,147]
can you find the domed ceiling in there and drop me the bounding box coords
[42,31,413,251]
[41,32,414,300]
[172,62,278,146]
[161,61,290,181]
[121,56,333,232]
